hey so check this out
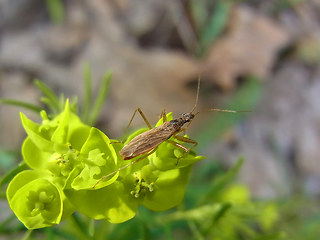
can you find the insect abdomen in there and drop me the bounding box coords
[119,122,178,160]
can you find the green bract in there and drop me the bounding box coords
[69,127,118,190]
[6,170,73,229]
[7,100,93,229]
[7,100,205,228]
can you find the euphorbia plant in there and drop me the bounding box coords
[4,70,205,229]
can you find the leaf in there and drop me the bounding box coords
[198,1,231,55]
[81,63,92,123]
[45,0,65,24]
[34,79,60,113]
[89,71,112,125]
[198,158,244,204]
[157,202,232,224]
[0,99,42,112]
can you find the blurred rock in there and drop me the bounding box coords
[113,0,165,37]
[0,0,46,30]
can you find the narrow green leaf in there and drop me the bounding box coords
[198,1,231,55]
[202,202,232,235]
[40,97,58,115]
[34,79,60,112]
[157,202,231,224]
[190,0,209,32]
[198,158,244,204]
[89,71,112,125]
[45,0,65,24]
[70,96,79,114]
[0,99,42,112]
[212,157,244,190]
[212,202,232,223]
[81,63,92,123]
[58,93,66,111]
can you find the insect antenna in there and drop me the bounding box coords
[206,108,251,113]
[190,76,201,114]
[190,77,250,114]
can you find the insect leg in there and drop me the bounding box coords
[173,135,198,149]
[93,147,157,188]
[165,140,189,152]
[172,135,198,165]
[160,109,167,122]
[111,108,152,144]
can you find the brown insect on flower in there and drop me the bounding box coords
[93,78,244,188]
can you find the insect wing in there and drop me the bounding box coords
[120,126,172,160]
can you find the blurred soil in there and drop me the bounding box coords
[1,0,320,198]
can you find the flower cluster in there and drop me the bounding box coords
[7,100,204,229]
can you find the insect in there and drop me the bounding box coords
[93,78,242,188]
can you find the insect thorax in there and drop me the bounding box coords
[167,116,190,133]
[181,112,194,123]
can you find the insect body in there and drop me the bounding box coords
[119,112,195,160]
[92,111,196,188]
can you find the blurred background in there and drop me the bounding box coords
[0,0,320,239]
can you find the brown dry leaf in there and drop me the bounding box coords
[202,5,289,91]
